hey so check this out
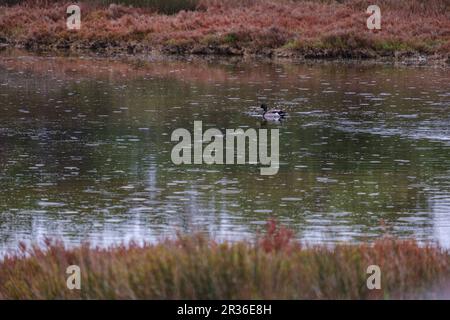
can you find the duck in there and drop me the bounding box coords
[260,103,286,120]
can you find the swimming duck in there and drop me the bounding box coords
[260,104,286,120]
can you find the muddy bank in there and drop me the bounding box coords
[1,40,448,67]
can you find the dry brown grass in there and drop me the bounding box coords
[0,0,448,59]
[0,221,449,299]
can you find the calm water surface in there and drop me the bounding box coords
[0,51,449,254]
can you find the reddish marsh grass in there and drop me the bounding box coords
[0,0,448,59]
[0,221,449,299]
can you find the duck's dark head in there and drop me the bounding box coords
[260,104,268,112]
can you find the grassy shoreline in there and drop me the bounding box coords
[0,1,449,65]
[1,222,449,299]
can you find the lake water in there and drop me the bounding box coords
[0,50,449,254]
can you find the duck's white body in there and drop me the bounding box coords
[263,111,283,120]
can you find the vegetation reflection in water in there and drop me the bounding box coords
[0,51,449,253]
